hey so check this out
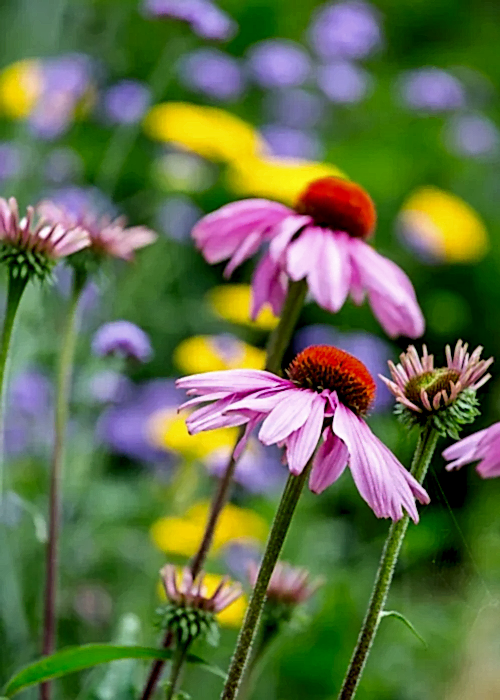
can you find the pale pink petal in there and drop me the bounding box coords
[305,230,351,313]
[225,388,286,414]
[285,226,323,282]
[268,214,312,262]
[224,229,264,278]
[250,253,287,318]
[233,415,262,460]
[309,428,349,494]
[176,369,287,395]
[443,429,488,471]
[349,239,425,339]
[333,403,429,522]
[186,396,250,433]
[444,423,500,477]
[285,392,326,474]
[259,389,316,444]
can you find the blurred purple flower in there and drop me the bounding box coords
[224,541,261,580]
[444,113,499,158]
[293,325,393,410]
[308,1,382,60]
[96,379,179,463]
[247,40,311,89]
[144,0,237,41]
[261,124,323,160]
[103,80,151,124]
[5,370,53,457]
[177,49,244,101]
[92,321,152,362]
[44,148,83,184]
[398,68,465,113]
[29,53,94,140]
[317,61,372,103]
[87,370,133,404]
[156,195,203,242]
[0,142,24,181]
[263,88,326,129]
[205,439,286,494]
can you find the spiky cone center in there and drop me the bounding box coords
[405,368,461,412]
[156,603,220,647]
[0,244,55,282]
[295,176,376,239]
[286,345,376,415]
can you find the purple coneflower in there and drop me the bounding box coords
[161,564,242,614]
[92,321,152,362]
[443,423,500,478]
[177,345,429,522]
[248,560,322,606]
[192,176,424,339]
[37,200,157,262]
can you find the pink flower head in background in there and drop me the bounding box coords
[192,176,424,339]
[177,345,429,521]
[37,200,157,261]
[248,560,323,606]
[0,197,89,272]
[443,423,500,478]
[161,564,242,613]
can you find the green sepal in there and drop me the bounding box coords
[155,604,220,647]
[394,388,480,440]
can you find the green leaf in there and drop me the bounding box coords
[380,610,427,647]
[2,644,227,697]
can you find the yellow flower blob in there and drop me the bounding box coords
[157,572,247,628]
[147,409,237,460]
[150,500,268,558]
[400,186,488,264]
[143,102,264,164]
[0,60,41,118]
[226,155,346,206]
[207,284,279,331]
[174,335,266,374]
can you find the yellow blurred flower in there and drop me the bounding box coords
[399,186,488,264]
[157,571,247,628]
[227,155,346,206]
[143,102,264,164]
[147,409,237,460]
[150,500,268,558]
[207,284,278,331]
[174,334,266,374]
[0,60,41,118]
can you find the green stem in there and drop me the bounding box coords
[337,424,439,700]
[221,465,312,700]
[165,642,190,700]
[0,271,29,497]
[265,280,307,374]
[40,268,87,700]
[237,617,280,700]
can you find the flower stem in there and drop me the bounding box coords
[0,270,29,497]
[265,280,307,374]
[221,464,312,700]
[140,631,174,700]
[40,268,87,700]
[337,424,439,700]
[165,642,190,700]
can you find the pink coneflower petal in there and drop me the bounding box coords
[250,254,287,319]
[333,402,428,522]
[176,369,286,395]
[285,392,327,474]
[302,229,351,312]
[309,428,349,494]
[443,426,494,472]
[268,214,312,262]
[258,389,316,444]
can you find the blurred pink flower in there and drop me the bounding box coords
[443,423,500,478]
[193,176,424,338]
[248,560,322,606]
[177,345,429,521]
[161,564,242,613]
[37,200,156,261]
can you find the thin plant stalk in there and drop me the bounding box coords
[221,464,312,700]
[0,270,29,497]
[40,268,87,700]
[138,280,307,700]
[165,642,190,700]
[337,424,439,700]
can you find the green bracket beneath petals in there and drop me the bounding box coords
[2,644,227,697]
[380,610,427,647]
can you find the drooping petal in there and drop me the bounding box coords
[349,239,425,339]
[309,427,349,494]
[305,230,350,313]
[186,396,250,433]
[286,226,323,282]
[176,369,287,395]
[442,429,488,471]
[285,392,327,475]
[268,214,312,262]
[443,423,500,477]
[250,253,287,319]
[259,389,316,445]
[333,403,429,522]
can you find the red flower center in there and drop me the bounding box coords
[295,177,376,239]
[286,345,376,415]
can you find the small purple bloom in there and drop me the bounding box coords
[444,113,499,158]
[261,125,323,160]
[0,142,24,181]
[96,379,179,463]
[144,0,237,41]
[103,80,151,124]
[308,1,382,60]
[177,49,244,101]
[263,88,326,129]
[92,321,153,362]
[317,61,372,104]
[397,68,465,113]
[293,325,394,411]
[156,195,203,242]
[247,40,312,89]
